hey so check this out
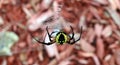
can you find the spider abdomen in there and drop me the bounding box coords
[55,32,68,44]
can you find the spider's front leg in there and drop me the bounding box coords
[46,26,53,42]
[33,38,54,45]
[35,26,56,45]
[30,32,54,45]
[68,26,83,44]
[31,26,55,45]
[70,25,75,41]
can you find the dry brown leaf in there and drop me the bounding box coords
[78,59,88,64]
[92,55,100,65]
[38,51,44,61]
[18,42,26,48]
[113,48,120,65]
[58,60,70,65]
[103,61,109,65]
[0,0,10,8]
[89,6,101,20]
[19,53,27,64]
[102,25,112,37]
[22,5,33,18]
[109,56,115,65]
[0,16,4,25]
[104,54,112,61]
[59,45,74,60]
[80,39,95,53]
[79,10,87,30]
[78,51,100,65]
[96,37,105,60]
[95,24,103,37]
[109,41,119,49]
[48,45,74,65]
[27,57,33,65]
[87,28,95,43]
[78,51,94,57]
[7,56,15,64]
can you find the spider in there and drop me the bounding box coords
[32,26,82,45]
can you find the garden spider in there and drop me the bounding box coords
[32,26,82,45]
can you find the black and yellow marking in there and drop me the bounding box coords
[55,32,68,44]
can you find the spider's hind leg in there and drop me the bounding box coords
[68,26,82,44]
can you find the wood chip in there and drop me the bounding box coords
[80,39,95,53]
[106,7,120,26]
[102,25,112,37]
[96,37,105,60]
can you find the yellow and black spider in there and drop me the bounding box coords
[32,26,82,45]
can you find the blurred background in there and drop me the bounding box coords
[0,0,120,65]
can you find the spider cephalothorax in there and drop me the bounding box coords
[32,26,82,45]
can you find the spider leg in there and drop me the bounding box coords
[50,31,59,35]
[46,26,53,42]
[33,37,54,45]
[30,33,53,45]
[70,25,74,40]
[67,26,75,44]
[68,26,83,44]
[30,26,55,45]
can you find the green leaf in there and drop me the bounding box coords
[0,31,19,56]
